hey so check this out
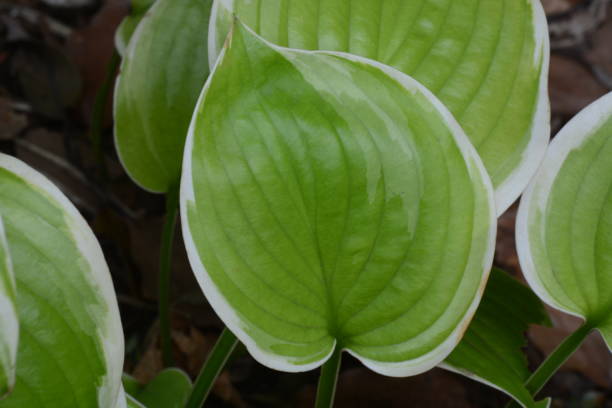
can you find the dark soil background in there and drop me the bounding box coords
[0,0,611,406]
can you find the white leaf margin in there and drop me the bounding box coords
[0,154,125,406]
[494,0,550,216]
[206,0,551,217]
[516,91,612,352]
[181,23,497,376]
[440,363,551,408]
[113,0,172,194]
[0,216,18,397]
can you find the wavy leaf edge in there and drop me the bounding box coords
[0,153,125,407]
[180,21,496,376]
[517,91,612,351]
[207,0,551,216]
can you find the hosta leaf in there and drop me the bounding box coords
[209,0,550,215]
[443,268,550,408]
[0,218,17,398]
[114,0,212,193]
[181,22,496,375]
[132,0,155,12]
[124,369,192,408]
[517,92,612,351]
[115,18,144,58]
[126,394,145,408]
[122,374,141,397]
[115,0,157,56]
[0,154,124,407]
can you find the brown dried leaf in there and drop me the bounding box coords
[542,0,574,15]
[10,42,82,119]
[66,0,128,123]
[549,54,607,116]
[132,342,164,385]
[295,368,494,408]
[584,17,612,89]
[172,328,248,408]
[495,204,521,275]
[0,97,27,140]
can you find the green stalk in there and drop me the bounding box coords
[185,328,239,408]
[315,347,342,408]
[159,183,180,366]
[506,322,594,408]
[89,49,120,180]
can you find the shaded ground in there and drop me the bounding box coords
[0,0,610,406]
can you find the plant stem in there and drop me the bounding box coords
[185,328,239,408]
[89,48,120,180]
[506,322,594,408]
[159,183,179,367]
[315,347,342,408]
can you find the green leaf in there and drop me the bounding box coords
[122,373,142,397]
[181,22,496,375]
[115,17,143,57]
[0,218,17,398]
[0,154,124,407]
[517,92,612,352]
[126,369,192,408]
[126,394,145,408]
[114,0,213,193]
[132,0,156,14]
[114,0,158,57]
[209,0,550,215]
[443,268,550,408]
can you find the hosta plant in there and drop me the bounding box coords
[179,20,551,408]
[114,0,213,365]
[1,0,610,407]
[513,91,612,403]
[0,154,124,407]
[518,91,612,349]
[0,156,194,408]
[114,0,553,393]
[181,21,497,376]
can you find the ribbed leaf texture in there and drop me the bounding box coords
[517,91,612,352]
[114,0,212,192]
[0,154,124,407]
[182,22,496,376]
[209,0,550,215]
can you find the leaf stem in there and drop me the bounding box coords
[89,48,120,180]
[185,328,239,408]
[315,346,342,408]
[159,183,179,366]
[506,322,594,408]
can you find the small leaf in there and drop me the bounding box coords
[114,0,213,193]
[517,91,612,351]
[122,373,142,397]
[127,369,192,408]
[116,386,143,408]
[0,154,124,407]
[115,17,143,57]
[126,394,145,408]
[443,268,550,408]
[114,0,157,57]
[0,218,17,398]
[181,22,496,375]
[132,0,156,14]
[209,0,551,215]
